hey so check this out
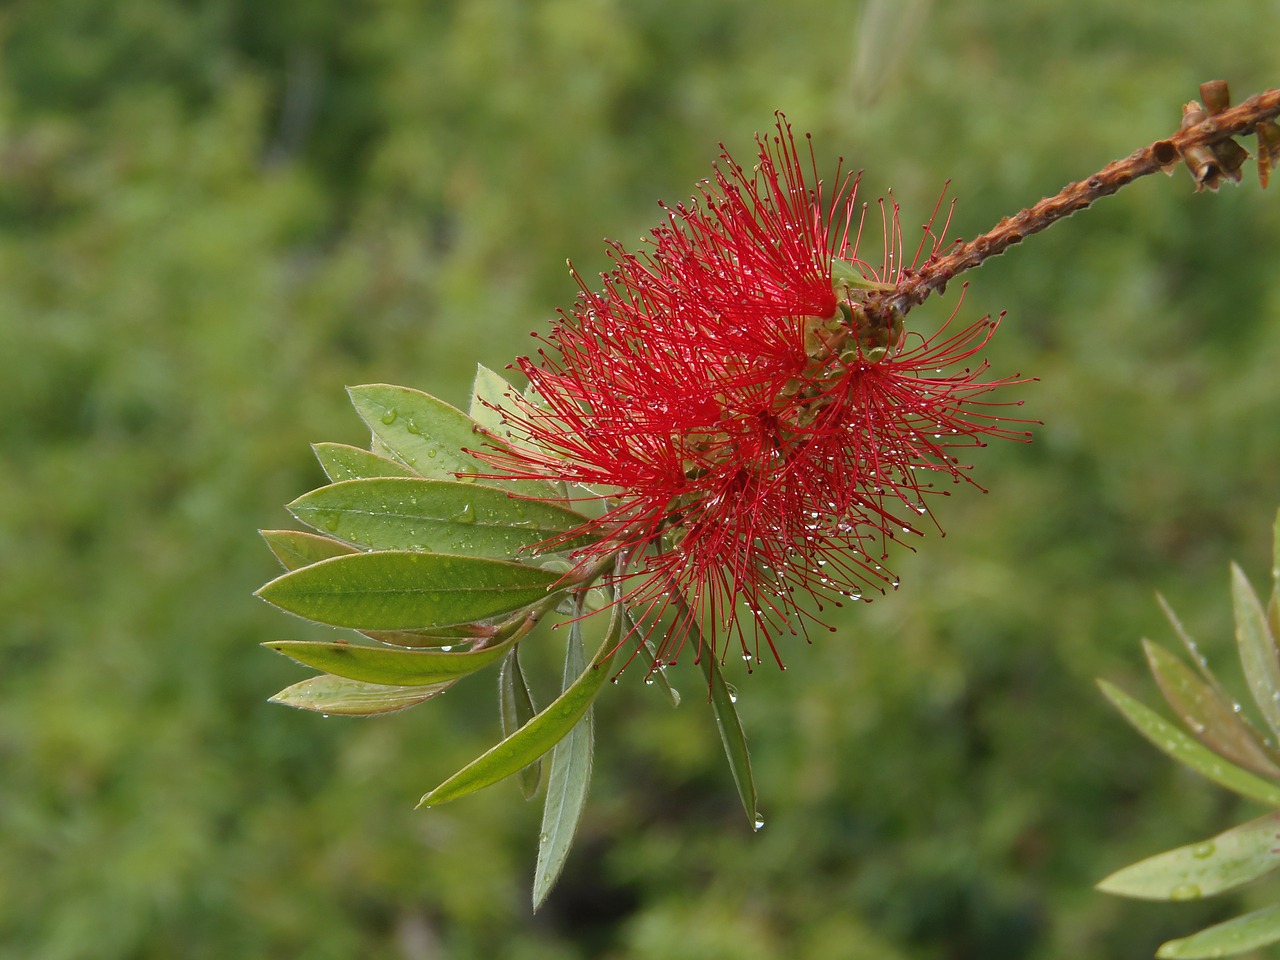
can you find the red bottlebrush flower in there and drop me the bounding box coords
[485,116,1030,669]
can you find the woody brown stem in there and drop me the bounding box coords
[869,86,1280,324]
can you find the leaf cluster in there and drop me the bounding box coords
[257,373,761,906]
[1098,510,1280,958]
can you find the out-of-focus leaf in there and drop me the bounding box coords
[1232,562,1280,740]
[1097,680,1280,807]
[1159,593,1238,705]
[287,477,593,557]
[533,613,596,911]
[264,632,519,686]
[416,595,622,808]
[312,442,417,482]
[256,551,563,630]
[1269,508,1280,654]
[1142,639,1280,778]
[499,645,542,799]
[1156,903,1280,959]
[1097,810,1280,900]
[269,674,452,716]
[260,529,357,571]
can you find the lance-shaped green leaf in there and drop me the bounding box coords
[362,624,490,649]
[416,597,622,808]
[470,364,520,441]
[1156,903,1280,959]
[265,630,521,686]
[261,529,357,570]
[256,551,563,630]
[698,639,761,831]
[269,673,452,716]
[1098,810,1280,900]
[1142,639,1280,779]
[312,442,417,482]
[1159,594,1238,704]
[287,477,593,558]
[348,383,486,480]
[1097,680,1280,807]
[1269,508,1280,641]
[533,614,596,911]
[499,646,542,799]
[1233,562,1280,741]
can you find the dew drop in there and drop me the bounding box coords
[1169,883,1202,901]
[753,814,765,831]
[1192,842,1216,859]
[380,408,398,425]
[726,682,739,704]
[405,419,423,436]
[440,645,453,653]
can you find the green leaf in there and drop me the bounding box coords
[1097,810,1280,900]
[269,673,451,716]
[287,477,593,557]
[256,551,563,630]
[348,382,542,496]
[499,646,542,799]
[416,595,622,808]
[1159,593,1237,704]
[470,364,520,441]
[348,383,486,480]
[1097,680,1280,807]
[1269,509,1280,640]
[260,529,357,571]
[1156,903,1280,959]
[312,442,417,482]
[1142,639,1280,779]
[692,620,760,831]
[362,625,487,649]
[702,658,760,832]
[533,615,596,911]
[1232,562,1280,741]
[1272,507,1280,600]
[264,632,519,686]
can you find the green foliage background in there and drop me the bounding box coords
[3,1,1279,957]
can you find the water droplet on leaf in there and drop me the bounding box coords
[1170,883,1202,900]
[1192,842,1216,859]
[380,409,398,425]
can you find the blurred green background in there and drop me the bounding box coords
[3,1,1279,957]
